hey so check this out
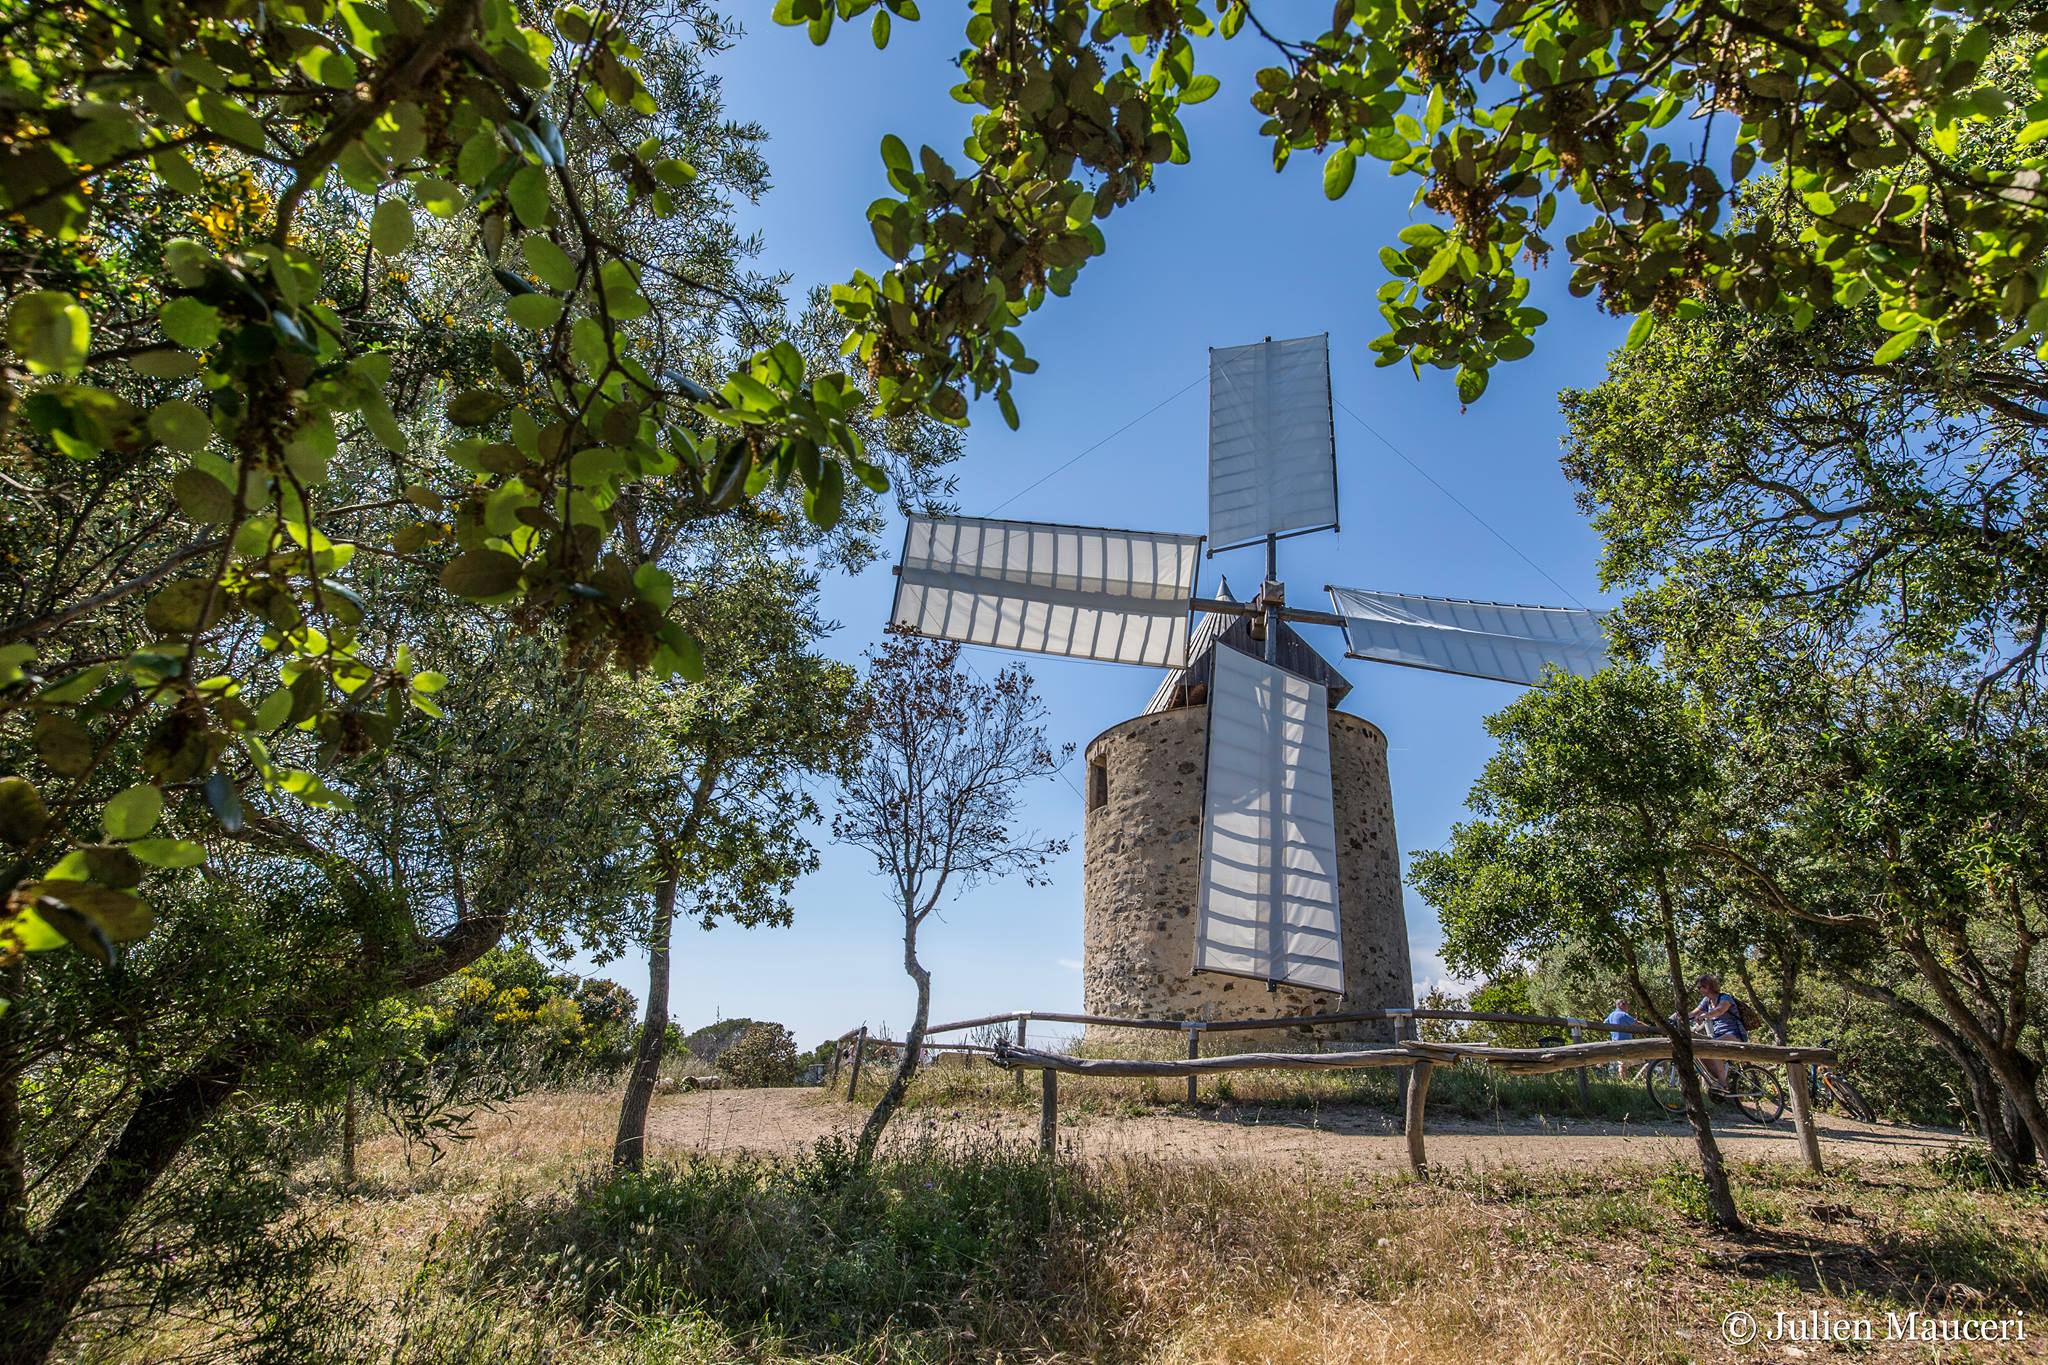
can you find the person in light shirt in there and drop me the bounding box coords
[1602,998,1642,1076]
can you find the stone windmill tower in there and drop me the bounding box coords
[885,336,1608,1044]
[1081,591,1409,1041]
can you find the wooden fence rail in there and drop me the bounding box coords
[845,1006,1670,1043]
[989,1039,1836,1177]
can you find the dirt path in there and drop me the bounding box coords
[648,1087,1965,1172]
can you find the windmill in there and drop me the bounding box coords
[886,334,1607,999]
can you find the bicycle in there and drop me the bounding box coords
[1642,1027,1787,1124]
[1809,1037,1877,1123]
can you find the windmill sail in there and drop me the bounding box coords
[1193,645,1345,994]
[1207,334,1339,552]
[890,514,1203,668]
[1326,586,1607,686]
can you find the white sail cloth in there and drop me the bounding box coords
[1327,586,1608,686]
[1207,334,1339,552]
[889,514,1203,668]
[1193,646,1345,994]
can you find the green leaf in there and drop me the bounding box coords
[147,399,213,452]
[8,291,90,376]
[508,165,552,228]
[129,838,206,868]
[439,549,524,598]
[160,298,223,350]
[103,784,164,840]
[371,197,416,254]
[506,294,564,329]
[1182,74,1220,104]
[880,134,913,176]
[1871,327,1920,365]
[172,466,236,523]
[1323,146,1357,200]
[1418,239,1460,287]
[1624,311,1656,351]
[0,777,50,846]
[447,389,511,427]
[35,714,96,776]
[524,236,578,291]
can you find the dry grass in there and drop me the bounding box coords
[106,1085,2048,1363]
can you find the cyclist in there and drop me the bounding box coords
[1689,973,1747,1094]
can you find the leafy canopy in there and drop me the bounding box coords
[0,0,931,970]
[785,0,2048,403]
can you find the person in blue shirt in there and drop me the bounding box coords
[1689,973,1748,1094]
[1602,998,1642,1076]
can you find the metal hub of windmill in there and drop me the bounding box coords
[885,335,1608,998]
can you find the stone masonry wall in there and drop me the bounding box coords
[1080,704,1414,1045]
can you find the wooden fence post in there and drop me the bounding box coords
[1039,1068,1058,1157]
[846,1026,868,1100]
[1394,1015,1412,1108]
[1570,1024,1589,1110]
[1786,1061,1824,1174]
[828,1037,842,1090]
[1404,1060,1433,1178]
[1185,1023,1201,1105]
[1014,1015,1028,1094]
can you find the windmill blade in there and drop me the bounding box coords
[890,513,1204,668]
[1208,334,1339,553]
[1326,585,1608,687]
[1193,645,1345,995]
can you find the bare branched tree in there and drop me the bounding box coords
[833,636,1068,1162]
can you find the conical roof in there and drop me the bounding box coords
[1144,578,1351,715]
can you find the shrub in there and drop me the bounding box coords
[456,1135,1100,1350]
[714,1022,802,1088]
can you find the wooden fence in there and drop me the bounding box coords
[825,1007,1837,1176]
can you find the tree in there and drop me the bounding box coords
[0,604,649,1360]
[715,1022,802,1088]
[1562,293,2048,1181]
[0,0,933,973]
[610,544,864,1170]
[781,1,2048,406]
[833,637,1067,1164]
[1701,671,2048,1181]
[1411,667,1749,1228]
[1561,303,2048,701]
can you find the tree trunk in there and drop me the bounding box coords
[0,1050,251,1365]
[1648,916,1743,1230]
[1,960,27,1249]
[1902,936,2048,1165]
[0,907,506,1365]
[1840,972,2033,1182]
[857,916,930,1165]
[613,873,679,1171]
[340,1084,358,1185]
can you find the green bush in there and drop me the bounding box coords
[713,1021,803,1088]
[456,1136,1101,1351]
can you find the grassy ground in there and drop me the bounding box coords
[116,1085,2044,1365]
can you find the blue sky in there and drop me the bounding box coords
[571,13,1631,1047]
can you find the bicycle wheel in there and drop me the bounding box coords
[1826,1073,1877,1124]
[1729,1064,1786,1125]
[1644,1059,1688,1114]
